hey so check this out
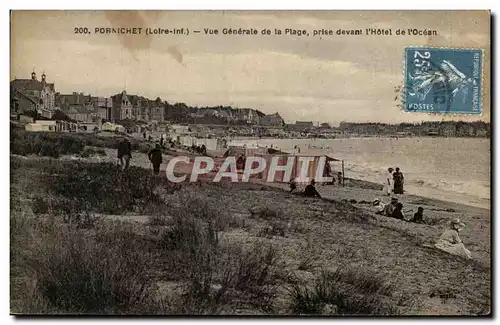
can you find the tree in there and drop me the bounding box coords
[51,109,74,122]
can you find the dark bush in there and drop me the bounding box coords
[47,163,166,214]
[25,223,155,314]
[289,267,400,315]
[10,131,85,157]
[32,197,50,214]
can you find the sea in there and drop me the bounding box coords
[228,137,491,209]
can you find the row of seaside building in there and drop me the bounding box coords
[10,71,293,128]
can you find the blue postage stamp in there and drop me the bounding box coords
[404,47,483,114]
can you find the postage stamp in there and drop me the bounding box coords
[404,47,483,114]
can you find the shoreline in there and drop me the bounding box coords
[53,146,491,215]
[253,176,490,216]
[342,177,490,213]
[225,137,490,210]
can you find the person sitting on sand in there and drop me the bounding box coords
[373,198,386,215]
[409,207,425,223]
[289,180,297,193]
[304,179,321,198]
[434,218,472,260]
[390,202,406,220]
[384,197,399,217]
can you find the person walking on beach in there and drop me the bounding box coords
[434,218,472,260]
[393,167,405,194]
[117,138,132,171]
[385,167,394,195]
[304,179,321,198]
[148,143,163,175]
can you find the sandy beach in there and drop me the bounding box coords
[15,146,483,315]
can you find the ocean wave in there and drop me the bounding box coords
[345,162,490,200]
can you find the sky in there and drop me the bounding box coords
[10,10,491,125]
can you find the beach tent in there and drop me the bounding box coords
[102,122,125,133]
[218,147,344,184]
[256,151,344,184]
[211,146,288,179]
[288,153,342,184]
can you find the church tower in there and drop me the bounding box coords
[31,71,37,80]
[41,72,47,87]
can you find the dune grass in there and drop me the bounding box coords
[9,130,490,315]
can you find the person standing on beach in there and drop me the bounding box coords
[148,143,163,175]
[393,167,405,194]
[385,167,394,195]
[117,138,132,171]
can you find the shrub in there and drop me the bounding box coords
[288,283,324,314]
[297,255,317,271]
[32,197,50,214]
[79,147,107,158]
[289,267,400,315]
[24,223,155,314]
[10,130,85,157]
[156,199,279,314]
[173,193,240,231]
[250,206,286,221]
[46,162,167,215]
[148,214,170,226]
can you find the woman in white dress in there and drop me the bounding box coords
[384,167,394,196]
[434,218,472,260]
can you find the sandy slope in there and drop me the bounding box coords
[52,147,491,315]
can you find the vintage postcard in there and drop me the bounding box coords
[10,10,491,316]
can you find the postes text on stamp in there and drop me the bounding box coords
[404,47,483,114]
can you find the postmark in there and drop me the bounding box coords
[404,47,483,114]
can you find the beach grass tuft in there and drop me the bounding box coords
[289,267,399,315]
